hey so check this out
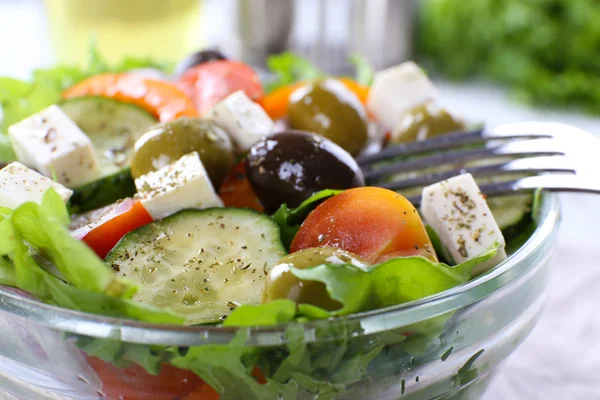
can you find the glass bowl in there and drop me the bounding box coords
[0,193,560,400]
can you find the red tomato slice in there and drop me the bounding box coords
[290,187,437,264]
[86,356,215,400]
[72,198,153,259]
[63,73,199,122]
[218,160,264,212]
[176,60,264,116]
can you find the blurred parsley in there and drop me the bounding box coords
[349,54,375,86]
[264,51,324,93]
[418,0,600,114]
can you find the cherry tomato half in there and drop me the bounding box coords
[71,198,153,259]
[86,356,217,400]
[218,160,264,212]
[176,60,264,116]
[290,187,437,264]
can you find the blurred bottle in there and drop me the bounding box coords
[231,0,414,73]
[44,0,204,66]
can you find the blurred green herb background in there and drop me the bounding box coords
[418,0,600,114]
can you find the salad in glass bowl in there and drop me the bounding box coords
[0,49,559,400]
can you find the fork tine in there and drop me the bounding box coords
[406,174,600,207]
[362,138,565,181]
[357,127,552,166]
[378,156,576,191]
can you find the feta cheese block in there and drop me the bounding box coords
[0,162,73,209]
[367,61,438,130]
[8,105,102,188]
[135,152,223,220]
[421,173,507,275]
[210,90,275,152]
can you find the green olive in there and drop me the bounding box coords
[288,80,368,155]
[390,102,467,144]
[262,247,368,310]
[130,118,235,188]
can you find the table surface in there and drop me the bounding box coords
[2,1,600,399]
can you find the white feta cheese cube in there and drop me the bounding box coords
[8,105,102,188]
[0,162,73,209]
[210,90,275,152]
[135,152,223,220]
[421,173,507,275]
[367,61,438,130]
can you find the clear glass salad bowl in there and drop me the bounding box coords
[0,193,560,400]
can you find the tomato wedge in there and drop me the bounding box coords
[176,60,264,116]
[63,73,198,122]
[260,79,370,120]
[72,198,153,259]
[337,78,370,104]
[218,160,264,212]
[259,82,305,121]
[86,356,216,400]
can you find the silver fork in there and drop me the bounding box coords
[356,122,600,206]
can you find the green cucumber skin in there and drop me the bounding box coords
[59,97,157,212]
[106,208,287,325]
[69,169,135,214]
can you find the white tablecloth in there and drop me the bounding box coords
[2,1,600,399]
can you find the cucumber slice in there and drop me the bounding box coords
[59,97,157,211]
[486,193,532,231]
[59,97,156,176]
[105,208,287,325]
[68,169,136,214]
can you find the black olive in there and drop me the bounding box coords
[174,48,228,77]
[245,130,365,213]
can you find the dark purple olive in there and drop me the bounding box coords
[174,48,228,77]
[245,130,365,213]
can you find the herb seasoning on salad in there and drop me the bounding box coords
[0,48,535,400]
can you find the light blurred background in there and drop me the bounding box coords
[1,1,599,399]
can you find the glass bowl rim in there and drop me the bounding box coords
[0,193,560,346]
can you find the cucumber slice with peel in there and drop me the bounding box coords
[59,97,157,211]
[105,208,287,325]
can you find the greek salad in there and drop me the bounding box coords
[0,49,536,400]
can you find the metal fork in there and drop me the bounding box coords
[356,122,600,206]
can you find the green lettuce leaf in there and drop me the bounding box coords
[0,190,184,324]
[0,256,15,286]
[223,299,297,327]
[172,330,298,400]
[426,224,455,265]
[11,191,129,295]
[0,135,16,161]
[272,189,342,250]
[291,244,498,316]
[75,336,165,375]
